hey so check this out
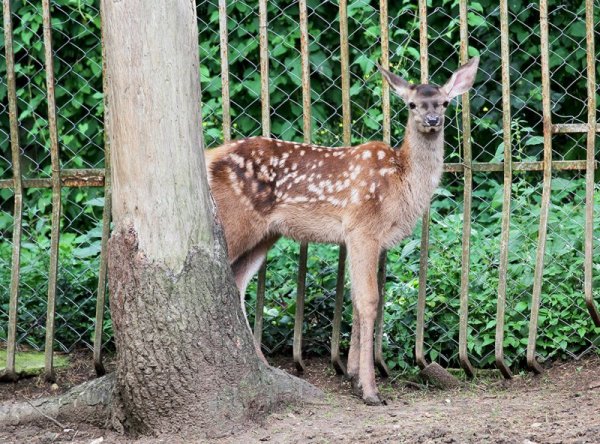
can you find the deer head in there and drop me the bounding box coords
[377,58,479,134]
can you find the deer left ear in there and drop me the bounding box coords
[442,57,479,99]
[377,63,410,101]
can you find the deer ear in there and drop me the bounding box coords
[377,63,410,101]
[442,57,479,99]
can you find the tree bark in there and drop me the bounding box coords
[100,0,321,437]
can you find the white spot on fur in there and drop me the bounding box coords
[300,150,305,156]
[377,150,386,160]
[229,153,245,168]
[362,151,372,160]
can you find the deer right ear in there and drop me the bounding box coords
[377,63,410,101]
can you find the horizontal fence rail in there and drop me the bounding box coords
[1,0,599,380]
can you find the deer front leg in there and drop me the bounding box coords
[347,235,384,405]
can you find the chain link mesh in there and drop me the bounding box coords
[1,0,599,373]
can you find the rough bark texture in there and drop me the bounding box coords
[107,224,321,437]
[0,375,114,428]
[420,363,461,390]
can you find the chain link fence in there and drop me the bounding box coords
[1,0,599,378]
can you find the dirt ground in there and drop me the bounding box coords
[0,353,599,444]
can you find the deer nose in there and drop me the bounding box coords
[425,115,441,126]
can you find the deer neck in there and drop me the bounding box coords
[400,118,445,195]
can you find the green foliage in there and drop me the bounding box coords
[1,1,599,372]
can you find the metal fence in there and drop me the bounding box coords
[1,0,600,381]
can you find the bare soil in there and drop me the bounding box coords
[1,353,599,443]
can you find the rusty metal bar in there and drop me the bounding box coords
[293,0,312,372]
[93,33,111,375]
[253,262,267,346]
[443,160,590,173]
[253,0,271,348]
[380,0,390,144]
[93,160,111,376]
[551,123,600,133]
[527,0,552,374]
[583,0,600,327]
[374,250,389,377]
[218,0,231,142]
[0,160,588,191]
[330,0,351,376]
[458,0,475,378]
[1,0,23,382]
[0,169,106,189]
[293,242,308,372]
[494,0,514,379]
[415,0,429,370]
[331,245,347,375]
[42,0,62,382]
[372,0,391,378]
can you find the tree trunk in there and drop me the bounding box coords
[101,0,320,437]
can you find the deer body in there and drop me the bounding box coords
[206,58,479,405]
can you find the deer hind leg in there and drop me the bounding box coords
[231,235,280,362]
[347,234,384,405]
[347,301,361,389]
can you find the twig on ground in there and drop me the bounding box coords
[23,397,67,430]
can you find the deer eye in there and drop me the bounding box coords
[442,101,449,107]
[408,102,416,109]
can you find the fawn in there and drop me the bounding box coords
[206,58,479,405]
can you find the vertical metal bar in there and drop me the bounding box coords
[374,250,389,376]
[527,0,552,374]
[415,0,430,370]
[458,0,475,378]
[253,263,267,345]
[93,184,111,376]
[373,0,390,378]
[219,0,231,142]
[253,0,271,347]
[494,0,514,379]
[293,242,308,372]
[259,0,270,137]
[380,0,391,144]
[2,0,23,382]
[583,0,600,327]
[330,0,350,376]
[94,16,112,376]
[331,245,347,375]
[293,0,311,372]
[42,0,62,382]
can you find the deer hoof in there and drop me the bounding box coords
[363,393,387,406]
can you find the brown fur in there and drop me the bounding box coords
[205,57,479,405]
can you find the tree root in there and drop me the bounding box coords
[0,374,114,428]
[0,367,322,437]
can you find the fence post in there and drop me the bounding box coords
[219,0,231,142]
[527,0,553,374]
[1,0,23,382]
[253,0,272,348]
[329,0,351,377]
[42,0,63,383]
[494,0,515,379]
[583,0,600,327]
[293,0,312,373]
[458,0,475,378]
[414,0,430,371]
